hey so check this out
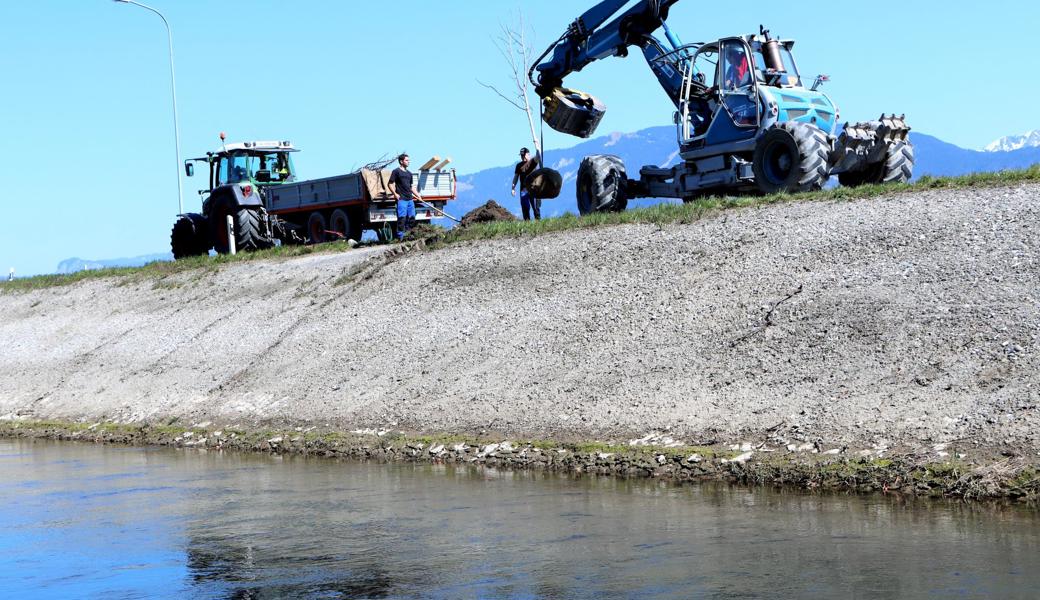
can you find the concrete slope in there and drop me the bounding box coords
[1,185,1038,450]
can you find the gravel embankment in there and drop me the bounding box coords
[1,185,1037,454]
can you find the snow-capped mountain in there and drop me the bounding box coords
[985,130,1040,153]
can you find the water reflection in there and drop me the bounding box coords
[0,440,1038,599]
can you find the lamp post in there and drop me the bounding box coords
[113,0,184,215]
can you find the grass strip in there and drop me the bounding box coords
[5,166,1038,293]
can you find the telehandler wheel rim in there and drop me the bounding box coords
[760,138,795,186]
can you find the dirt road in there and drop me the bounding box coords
[1,185,1037,454]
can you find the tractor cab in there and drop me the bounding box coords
[677,27,834,148]
[185,141,299,196]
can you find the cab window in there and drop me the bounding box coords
[779,46,801,87]
[227,154,250,183]
[216,157,229,185]
[253,152,293,183]
[722,42,753,91]
[691,46,718,88]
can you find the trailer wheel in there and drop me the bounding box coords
[753,122,829,193]
[307,212,327,244]
[330,209,362,243]
[170,215,210,260]
[576,154,628,215]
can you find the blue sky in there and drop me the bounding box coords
[1,0,1036,276]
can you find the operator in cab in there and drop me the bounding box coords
[724,45,752,90]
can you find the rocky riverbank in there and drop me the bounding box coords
[2,419,1037,502]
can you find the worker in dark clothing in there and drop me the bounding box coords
[511,147,541,221]
[389,153,422,240]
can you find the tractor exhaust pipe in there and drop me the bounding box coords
[760,25,784,72]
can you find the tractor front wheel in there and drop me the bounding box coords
[576,155,628,215]
[234,208,275,252]
[753,122,829,194]
[211,207,273,254]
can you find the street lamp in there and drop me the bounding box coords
[113,0,184,215]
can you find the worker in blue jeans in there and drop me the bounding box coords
[512,147,541,220]
[389,153,422,240]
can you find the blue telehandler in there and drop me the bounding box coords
[530,0,914,214]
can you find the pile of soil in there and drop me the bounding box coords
[460,200,517,227]
[402,223,446,243]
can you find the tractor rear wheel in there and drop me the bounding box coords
[576,154,628,215]
[753,122,829,194]
[838,141,915,187]
[307,212,327,244]
[170,216,210,260]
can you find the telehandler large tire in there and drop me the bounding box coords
[838,141,915,187]
[170,215,210,260]
[753,122,829,194]
[576,154,628,215]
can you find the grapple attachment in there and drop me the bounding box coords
[831,114,912,174]
[542,88,607,139]
[875,114,912,144]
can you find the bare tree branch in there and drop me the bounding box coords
[476,80,527,111]
[478,9,542,156]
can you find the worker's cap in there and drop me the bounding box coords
[520,147,530,155]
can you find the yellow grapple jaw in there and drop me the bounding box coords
[542,88,607,139]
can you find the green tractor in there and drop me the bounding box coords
[171,138,300,259]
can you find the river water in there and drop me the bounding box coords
[1,439,1038,599]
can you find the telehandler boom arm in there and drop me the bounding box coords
[530,0,687,137]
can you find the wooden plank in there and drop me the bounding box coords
[434,158,452,170]
[419,156,440,171]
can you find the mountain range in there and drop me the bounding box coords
[56,126,1040,273]
[56,253,173,275]
[985,129,1040,153]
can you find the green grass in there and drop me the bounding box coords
[436,165,1040,246]
[0,242,342,293]
[5,166,1038,293]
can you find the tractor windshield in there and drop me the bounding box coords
[250,152,294,183]
[216,151,295,185]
